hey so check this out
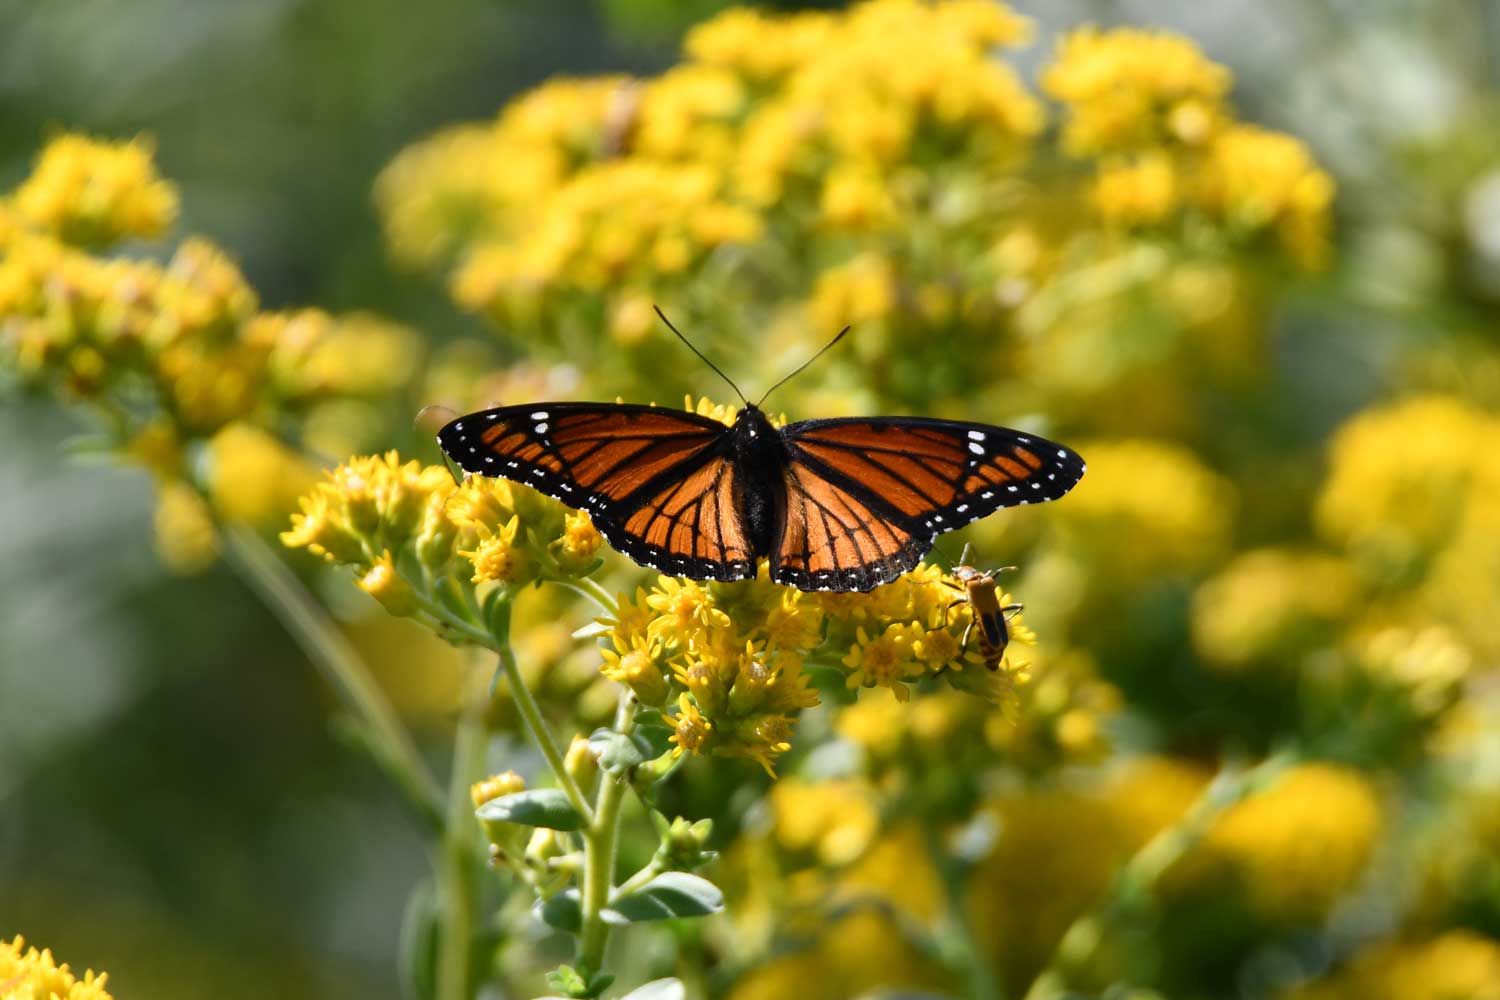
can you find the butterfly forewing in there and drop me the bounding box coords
[438,403,757,580]
[772,417,1086,591]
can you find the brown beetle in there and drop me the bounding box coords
[943,544,1023,670]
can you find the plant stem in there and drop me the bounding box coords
[435,663,491,1000]
[544,575,618,615]
[922,822,1001,1000]
[222,525,443,829]
[489,602,594,823]
[577,691,635,975]
[1022,750,1297,1000]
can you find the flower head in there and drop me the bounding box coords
[1,935,114,1000]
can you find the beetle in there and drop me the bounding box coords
[942,544,1024,670]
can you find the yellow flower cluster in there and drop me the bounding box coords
[599,558,1035,774]
[1317,394,1500,657]
[1,134,426,573]
[10,133,177,246]
[1,935,114,1000]
[1045,28,1333,264]
[281,451,605,624]
[1043,27,1230,156]
[1174,763,1383,922]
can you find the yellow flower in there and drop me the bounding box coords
[670,692,713,755]
[598,586,655,647]
[1185,763,1383,922]
[762,590,824,650]
[1092,153,1178,225]
[1196,124,1335,267]
[1289,931,1500,1000]
[153,478,219,574]
[13,133,177,246]
[461,514,532,585]
[1190,548,1362,670]
[1050,437,1235,578]
[1316,395,1500,579]
[842,623,924,700]
[1043,26,1231,155]
[444,474,517,537]
[647,575,732,645]
[205,422,320,529]
[600,633,671,706]
[809,252,897,331]
[470,769,526,807]
[552,509,603,570]
[0,934,114,1000]
[770,777,879,866]
[359,551,417,617]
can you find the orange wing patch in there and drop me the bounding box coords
[620,458,751,566]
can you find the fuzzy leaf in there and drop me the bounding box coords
[603,872,724,924]
[476,788,585,830]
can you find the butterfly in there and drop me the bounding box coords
[941,544,1024,669]
[436,312,1085,593]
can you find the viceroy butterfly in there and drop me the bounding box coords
[436,316,1085,593]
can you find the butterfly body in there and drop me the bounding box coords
[438,401,1084,593]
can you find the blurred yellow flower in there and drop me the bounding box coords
[1043,26,1231,155]
[153,478,220,575]
[1191,548,1362,670]
[1051,438,1235,578]
[1290,930,1500,1000]
[1093,153,1179,225]
[205,422,320,529]
[770,777,880,866]
[1317,395,1500,579]
[1180,763,1382,922]
[1,935,113,1000]
[1197,124,1335,266]
[13,133,177,247]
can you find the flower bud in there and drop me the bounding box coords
[565,735,598,789]
[358,552,416,617]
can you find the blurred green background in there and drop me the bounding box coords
[4,1,1500,999]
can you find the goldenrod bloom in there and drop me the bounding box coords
[13,133,177,246]
[0,935,114,1000]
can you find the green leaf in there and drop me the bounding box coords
[634,721,676,758]
[476,788,586,830]
[589,727,650,774]
[535,889,582,932]
[620,979,686,1000]
[603,872,724,924]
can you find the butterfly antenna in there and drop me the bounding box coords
[654,305,748,407]
[756,325,851,408]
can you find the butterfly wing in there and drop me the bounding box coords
[437,403,756,581]
[771,417,1086,591]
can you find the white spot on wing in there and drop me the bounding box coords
[530,411,548,419]
[968,442,984,455]
[534,422,548,434]
[956,504,969,512]
[968,430,986,441]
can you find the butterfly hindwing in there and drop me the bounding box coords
[772,417,1086,591]
[437,403,756,581]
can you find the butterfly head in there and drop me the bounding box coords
[733,404,774,441]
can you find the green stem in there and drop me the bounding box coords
[435,664,491,1000]
[490,602,594,824]
[222,525,443,829]
[577,691,635,976]
[544,575,618,615]
[1022,750,1298,1000]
